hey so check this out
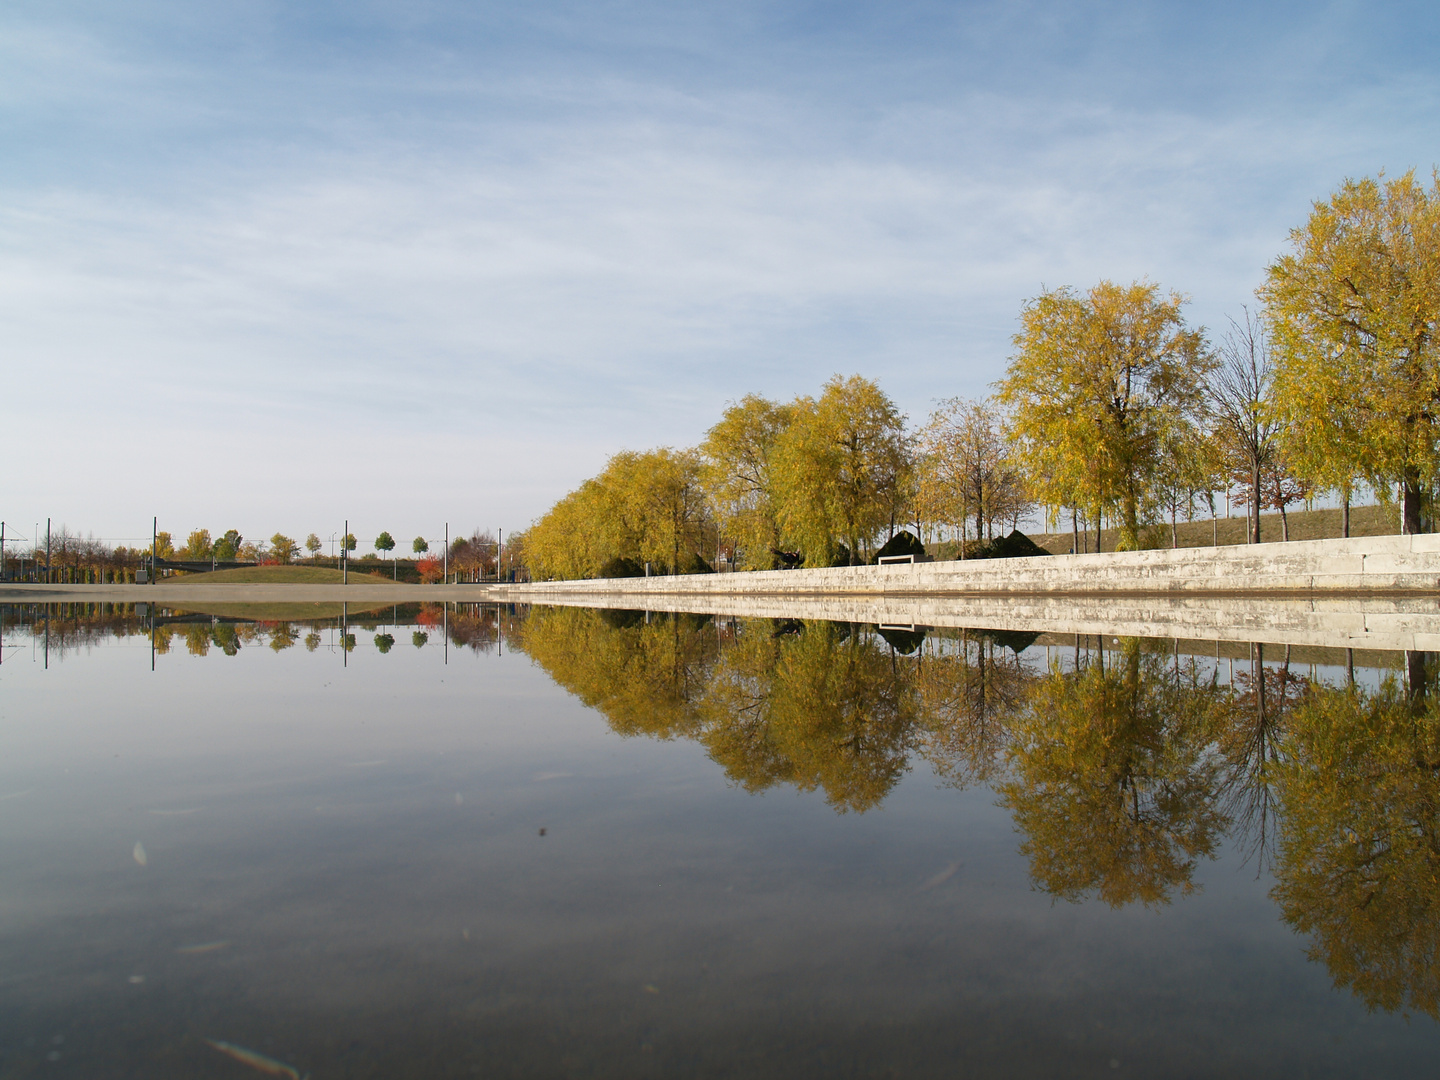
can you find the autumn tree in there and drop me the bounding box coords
[1262,170,1440,534]
[525,482,609,580]
[269,534,299,563]
[999,281,1214,551]
[526,448,713,580]
[412,536,429,555]
[180,529,213,560]
[305,533,322,560]
[699,394,794,569]
[1208,310,1280,543]
[213,530,242,560]
[771,375,911,565]
[915,396,1028,552]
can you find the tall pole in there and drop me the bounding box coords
[344,519,348,585]
[444,523,449,585]
[151,517,157,585]
[47,518,52,584]
[1,521,6,582]
[497,528,502,584]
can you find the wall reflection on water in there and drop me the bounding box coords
[6,600,1440,1023]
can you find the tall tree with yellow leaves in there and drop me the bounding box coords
[699,394,794,569]
[771,375,911,565]
[998,281,1213,551]
[1261,170,1440,535]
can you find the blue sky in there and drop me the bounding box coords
[3,1,1437,549]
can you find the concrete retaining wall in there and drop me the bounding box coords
[505,534,1440,601]
[524,592,1440,654]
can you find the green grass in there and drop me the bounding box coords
[164,566,402,585]
[160,601,393,620]
[1026,502,1400,554]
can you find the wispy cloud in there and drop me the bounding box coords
[2,1,1436,538]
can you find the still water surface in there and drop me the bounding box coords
[3,601,1439,1077]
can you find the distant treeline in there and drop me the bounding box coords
[513,170,1440,580]
[25,528,520,584]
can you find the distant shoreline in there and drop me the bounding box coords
[4,534,1438,602]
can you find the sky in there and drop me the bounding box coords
[3,0,1437,552]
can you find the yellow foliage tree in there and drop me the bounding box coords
[524,447,712,580]
[915,396,1028,552]
[998,281,1213,550]
[179,529,213,559]
[1261,170,1440,534]
[699,394,794,569]
[771,375,911,565]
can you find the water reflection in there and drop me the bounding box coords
[1271,661,1440,1019]
[4,600,1440,1031]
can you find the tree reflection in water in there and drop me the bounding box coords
[1220,643,1309,869]
[1270,654,1440,1018]
[515,608,914,811]
[997,638,1230,908]
[12,601,1440,1021]
[913,629,1031,790]
[697,619,916,812]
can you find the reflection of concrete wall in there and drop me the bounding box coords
[508,534,1440,600]
[507,592,1440,653]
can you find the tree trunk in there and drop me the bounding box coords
[1071,508,1079,555]
[1122,487,1139,550]
[1251,468,1262,543]
[1407,650,1431,714]
[1342,493,1350,538]
[1402,475,1423,535]
[1280,504,1289,541]
[1095,509,1102,555]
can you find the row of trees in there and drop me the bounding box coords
[522,375,912,579]
[5,526,510,582]
[2,527,148,582]
[518,169,1440,578]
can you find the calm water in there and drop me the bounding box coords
[3,601,1439,1078]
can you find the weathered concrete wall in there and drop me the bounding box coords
[504,533,1440,600]
[519,591,1440,654]
[7,543,1440,649]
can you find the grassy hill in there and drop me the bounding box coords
[1025,502,1399,554]
[164,566,402,585]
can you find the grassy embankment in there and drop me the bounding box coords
[1023,503,1399,555]
[166,566,402,585]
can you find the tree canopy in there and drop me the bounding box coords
[998,281,1213,550]
[1262,170,1440,533]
